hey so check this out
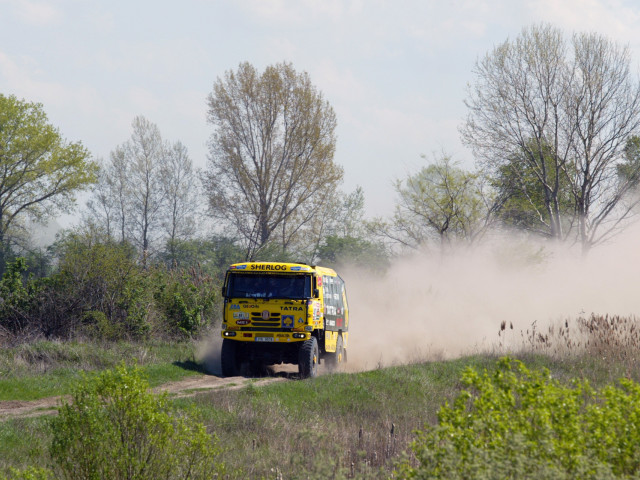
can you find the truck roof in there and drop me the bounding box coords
[228,261,338,276]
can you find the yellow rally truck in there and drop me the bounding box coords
[220,262,349,378]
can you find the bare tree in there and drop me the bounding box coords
[162,140,197,262]
[87,117,177,263]
[461,24,571,240]
[85,159,116,239]
[125,116,168,261]
[86,149,130,242]
[203,62,343,259]
[462,23,640,253]
[566,32,640,253]
[110,146,131,244]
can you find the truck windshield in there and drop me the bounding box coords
[226,274,311,299]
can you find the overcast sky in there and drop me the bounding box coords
[2,0,640,224]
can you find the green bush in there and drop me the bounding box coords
[49,363,224,480]
[51,233,151,339]
[0,258,40,337]
[398,357,640,479]
[0,467,52,480]
[152,266,219,338]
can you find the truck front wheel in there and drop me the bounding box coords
[221,339,239,377]
[298,337,319,379]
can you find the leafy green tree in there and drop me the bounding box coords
[493,140,574,235]
[379,154,493,251]
[617,135,640,187]
[0,94,96,271]
[158,236,245,279]
[50,363,224,480]
[203,62,343,259]
[317,235,389,272]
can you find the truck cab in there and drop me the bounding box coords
[220,262,349,378]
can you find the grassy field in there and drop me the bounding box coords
[0,339,203,401]
[1,314,640,478]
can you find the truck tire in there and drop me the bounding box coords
[298,337,319,379]
[221,339,239,377]
[325,335,344,371]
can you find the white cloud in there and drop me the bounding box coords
[10,0,61,25]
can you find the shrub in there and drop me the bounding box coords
[397,357,640,479]
[49,233,151,340]
[152,265,219,338]
[0,467,52,480]
[0,258,40,339]
[49,363,224,480]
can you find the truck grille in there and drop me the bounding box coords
[250,312,281,327]
[250,321,281,328]
[251,312,281,319]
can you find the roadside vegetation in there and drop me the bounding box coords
[2,314,640,479]
[0,340,201,401]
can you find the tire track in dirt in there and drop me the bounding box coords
[0,374,288,421]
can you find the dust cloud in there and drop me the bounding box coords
[198,333,223,376]
[341,226,640,371]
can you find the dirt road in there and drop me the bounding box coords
[0,373,288,421]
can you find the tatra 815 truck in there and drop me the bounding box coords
[220,262,349,378]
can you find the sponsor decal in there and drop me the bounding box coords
[237,320,250,325]
[229,304,240,310]
[280,306,304,311]
[291,266,310,271]
[281,315,295,328]
[317,276,323,287]
[242,304,259,309]
[230,265,247,270]
[276,333,288,338]
[297,317,304,324]
[250,263,287,271]
[337,318,344,327]
[233,312,249,320]
[326,319,335,327]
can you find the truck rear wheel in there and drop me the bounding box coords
[298,337,319,379]
[221,339,239,377]
[325,335,344,371]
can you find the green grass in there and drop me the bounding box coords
[0,354,507,476]
[3,316,640,478]
[0,340,203,401]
